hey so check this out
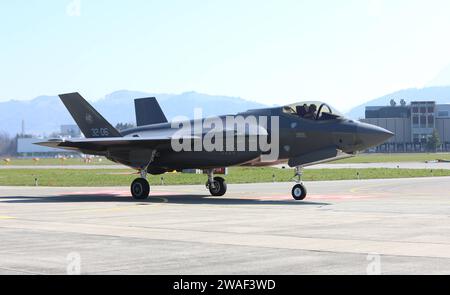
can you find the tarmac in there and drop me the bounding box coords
[0,177,449,275]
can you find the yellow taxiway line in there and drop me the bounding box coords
[0,215,16,220]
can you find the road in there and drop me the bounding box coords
[0,178,449,274]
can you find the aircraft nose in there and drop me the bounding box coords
[357,123,394,149]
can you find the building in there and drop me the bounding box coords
[362,101,450,152]
[16,124,83,157]
[17,138,72,157]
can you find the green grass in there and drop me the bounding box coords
[1,167,449,187]
[3,153,450,166]
[0,157,115,166]
[334,153,450,164]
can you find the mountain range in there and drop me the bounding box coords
[346,86,450,119]
[0,91,266,136]
[427,65,450,88]
[2,86,450,136]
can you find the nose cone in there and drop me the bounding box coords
[357,123,394,149]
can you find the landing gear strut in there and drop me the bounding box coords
[131,151,156,200]
[206,169,227,197]
[131,169,150,200]
[291,166,307,201]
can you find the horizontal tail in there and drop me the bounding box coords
[59,93,122,138]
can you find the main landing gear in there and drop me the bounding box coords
[131,170,150,200]
[291,166,307,201]
[206,169,227,197]
[131,151,156,200]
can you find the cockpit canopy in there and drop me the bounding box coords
[283,101,343,121]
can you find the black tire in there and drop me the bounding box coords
[131,178,150,200]
[292,184,307,201]
[208,177,227,197]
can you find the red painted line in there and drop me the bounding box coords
[62,190,183,197]
[60,190,377,201]
[64,190,128,196]
[254,194,377,201]
[308,194,375,200]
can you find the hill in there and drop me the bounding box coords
[0,91,266,136]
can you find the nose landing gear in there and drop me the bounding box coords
[291,166,307,201]
[292,183,307,201]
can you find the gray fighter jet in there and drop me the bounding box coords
[37,93,393,201]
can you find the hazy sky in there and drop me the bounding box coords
[1,0,450,110]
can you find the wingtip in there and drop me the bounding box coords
[34,140,63,148]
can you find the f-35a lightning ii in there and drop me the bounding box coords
[37,93,393,201]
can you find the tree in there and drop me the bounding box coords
[427,129,441,152]
[400,99,407,107]
[390,99,397,107]
[0,132,10,155]
[0,132,16,156]
[17,134,33,139]
[115,123,135,131]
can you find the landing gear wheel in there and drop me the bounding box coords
[208,177,227,197]
[292,184,307,201]
[131,178,150,200]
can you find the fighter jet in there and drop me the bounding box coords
[36,93,393,201]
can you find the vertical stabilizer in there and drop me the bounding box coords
[59,93,122,138]
[135,97,168,126]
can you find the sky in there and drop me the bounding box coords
[1,0,450,111]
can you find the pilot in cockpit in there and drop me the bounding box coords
[303,104,317,120]
[296,104,308,117]
[287,102,342,121]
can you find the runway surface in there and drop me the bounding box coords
[0,178,449,275]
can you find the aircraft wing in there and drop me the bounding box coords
[35,136,199,153]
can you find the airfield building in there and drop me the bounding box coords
[362,101,450,152]
[16,138,74,157]
[16,125,82,157]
